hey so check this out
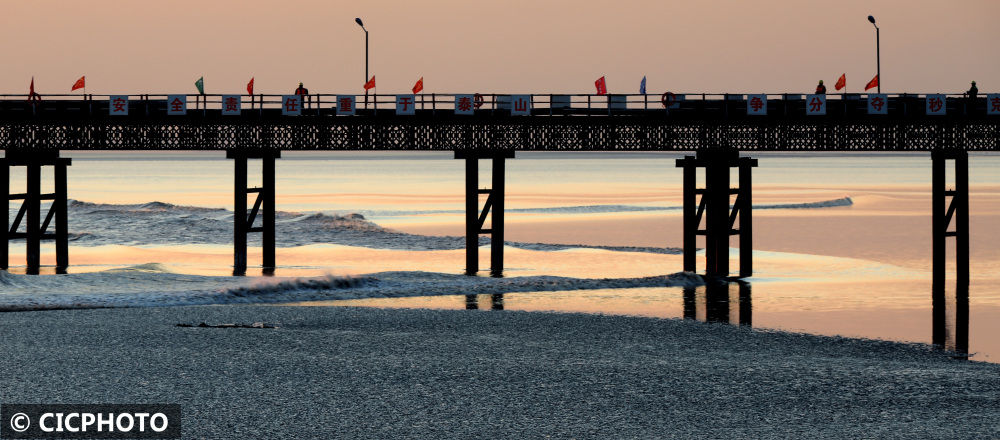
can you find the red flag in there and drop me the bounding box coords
[835,74,846,91]
[71,76,86,91]
[595,76,607,95]
[28,77,41,103]
[865,74,879,91]
[412,77,423,94]
[247,77,254,95]
[363,75,376,90]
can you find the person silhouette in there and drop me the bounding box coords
[294,82,310,108]
[967,81,978,100]
[815,80,826,95]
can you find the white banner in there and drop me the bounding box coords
[396,94,416,115]
[805,94,826,116]
[166,95,187,115]
[454,95,474,115]
[282,95,302,116]
[987,94,999,115]
[337,96,356,116]
[747,94,767,115]
[867,94,888,115]
[510,95,531,116]
[109,95,128,116]
[222,95,241,116]
[926,94,946,115]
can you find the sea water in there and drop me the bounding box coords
[3,151,999,361]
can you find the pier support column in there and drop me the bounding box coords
[228,149,280,276]
[931,149,970,352]
[455,149,514,277]
[1,157,7,271]
[3,151,72,274]
[26,159,40,274]
[676,149,757,278]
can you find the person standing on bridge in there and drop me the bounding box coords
[967,81,978,100]
[815,80,826,95]
[295,82,310,109]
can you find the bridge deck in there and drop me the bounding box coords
[2,93,998,151]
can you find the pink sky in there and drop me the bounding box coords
[2,0,998,95]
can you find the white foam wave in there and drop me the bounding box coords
[0,267,704,311]
[10,198,847,255]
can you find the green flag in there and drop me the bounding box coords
[195,76,204,94]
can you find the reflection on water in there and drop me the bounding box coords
[465,294,505,311]
[682,282,752,326]
[934,280,970,359]
[303,278,998,362]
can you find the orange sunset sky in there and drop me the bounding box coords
[2,0,998,95]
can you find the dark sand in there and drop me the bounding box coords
[1,305,998,439]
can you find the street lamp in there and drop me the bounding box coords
[868,15,880,93]
[355,18,370,108]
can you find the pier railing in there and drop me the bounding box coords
[1,93,996,118]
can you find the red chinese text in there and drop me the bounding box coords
[809,96,823,112]
[513,97,528,113]
[870,96,885,111]
[928,97,944,113]
[224,97,239,112]
[398,97,413,111]
[170,98,184,112]
[339,98,353,112]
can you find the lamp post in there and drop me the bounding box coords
[868,15,880,93]
[355,18,369,108]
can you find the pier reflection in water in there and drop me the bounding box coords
[933,281,969,359]
[682,281,752,327]
[465,294,505,311]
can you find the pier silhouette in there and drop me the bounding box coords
[1,92,992,288]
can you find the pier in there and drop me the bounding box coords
[2,92,997,287]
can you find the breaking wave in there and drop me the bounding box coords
[31,198,849,253]
[41,200,684,254]
[0,266,705,311]
[357,197,852,217]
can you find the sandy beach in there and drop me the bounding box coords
[1,305,997,438]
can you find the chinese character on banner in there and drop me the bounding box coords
[396,94,416,115]
[282,95,301,116]
[222,95,241,116]
[337,96,356,116]
[109,95,128,116]
[511,95,531,116]
[454,95,474,115]
[747,94,767,115]
[806,94,826,115]
[167,95,187,115]
[867,94,888,114]
[986,94,1000,115]
[926,94,946,115]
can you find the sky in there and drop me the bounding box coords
[2,0,998,95]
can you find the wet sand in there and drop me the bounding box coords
[1,305,998,438]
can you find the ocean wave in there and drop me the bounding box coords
[755,197,853,210]
[0,266,705,311]
[9,197,846,253]
[356,197,852,217]
[33,199,684,254]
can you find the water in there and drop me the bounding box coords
[3,151,1000,361]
